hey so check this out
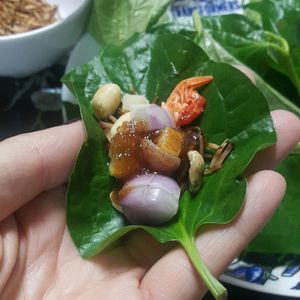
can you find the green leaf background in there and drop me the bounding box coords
[196,0,300,105]
[87,0,172,45]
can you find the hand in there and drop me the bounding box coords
[0,110,299,300]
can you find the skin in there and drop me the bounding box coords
[0,110,299,300]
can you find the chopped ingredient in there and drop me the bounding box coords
[205,139,233,175]
[162,76,213,126]
[117,174,181,225]
[121,94,149,112]
[109,121,148,180]
[109,111,132,138]
[108,117,185,180]
[0,0,57,36]
[188,150,205,193]
[155,128,184,157]
[141,137,181,175]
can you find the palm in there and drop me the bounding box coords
[2,185,155,299]
[0,110,299,300]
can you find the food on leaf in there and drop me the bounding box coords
[91,83,121,119]
[156,127,184,157]
[110,111,132,138]
[93,76,233,225]
[205,139,233,175]
[131,103,175,130]
[121,94,149,111]
[188,150,205,193]
[140,137,182,175]
[117,174,181,225]
[162,76,213,126]
[108,120,148,180]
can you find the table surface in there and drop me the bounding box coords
[0,65,297,300]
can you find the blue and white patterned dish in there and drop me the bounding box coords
[171,0,243,17]
[221,255,300,297]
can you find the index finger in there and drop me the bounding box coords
[0,121,85,221]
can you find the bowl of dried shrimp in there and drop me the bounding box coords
[0,0,90,77]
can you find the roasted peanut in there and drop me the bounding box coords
[91,83,121,119]
[188,150,205,193]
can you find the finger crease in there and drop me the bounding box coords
[30,140,50,192]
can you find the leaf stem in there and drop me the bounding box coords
[264,31,290,57]
[180,236,227,300]
[192,10,203,43]
[264,31,300,99]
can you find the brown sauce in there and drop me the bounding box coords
[109,121,159,181]
[109,121,205,183]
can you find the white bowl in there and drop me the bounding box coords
[0,0,90,78]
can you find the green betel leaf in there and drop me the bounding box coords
[247,153,300,254]
[87,0,172,46]
[245,0,300,33]
[245,0,300,99]
[63,33,276,299]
